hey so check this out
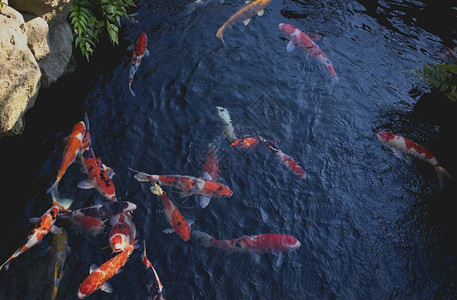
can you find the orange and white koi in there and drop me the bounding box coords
[150,183,192,241]
[192,230,301,254]
[128,32,149,97]
[216,0,272,45]
[0,201,71,271]
[142,240,167,300]
[78,115,116,200]
[267,144,306,179]
[77,239,135,299]
[47,120,86,194]
[109,212,136,253]
[230,137,260,150]
[199,145,219,208]
[279,23,339,83]
[377,131,452,188]
[133,170,233,198]
[50,228,70,300]
[216,106,238,143]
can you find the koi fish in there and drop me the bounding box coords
[216,0,272,45]
[50,228,70,300]
[377,131,452,188]
[200,145,219,208]
[216,106,238,143]
[78,115,116,200]
[150,183,192,241]
[68,215,106,236]
[142,240,167,300]
[109,212,136,253]
[128,32,150,97]
[77,239,135,299]
[230,137,260,150]
[133,170,233,198]
[47,120,86,194]
[60,201,137,220]
[279,23,339,83]
[0,200,71,271]
[192,230,301,263]
[267,144,306,179]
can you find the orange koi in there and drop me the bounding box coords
[47,120,86,194]
[150,183,192,241]
[230,137,260,150]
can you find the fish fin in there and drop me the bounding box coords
[163,228,175,234]
[46,180,60,194]
[187,220,194,227]
[133,171,153,182]
[58,197,73,210]
[190,230,212,247]
[202,172,212,180]
[127,45,134,51]
[259,207,269,223]
[250,251,262,263]
[243,18,251,26]
[89,264,97,274]
[77,179,95,189]
[216,28,225,45]
[100,282,113,293]
[287,41,295,52]
[0,259,11,271]
[275,253,284,267]
[199,196,211,208]
[115,268,123,275]
[29,217,40,223]
[50,226,62,234]
[257,9,264,16]
[144,49,150,56]
[106,169,115,179]
[133,243,140,250]
[129,83,136,97]
[436,166,452,190]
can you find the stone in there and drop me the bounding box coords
[0,6,42,134]
[9,0,72,26]
[24,13,50,61]
[37,20,73,87]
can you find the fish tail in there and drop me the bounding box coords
[216,27,225,45]
[134,171,155,182]
[51,190,73,210]
[47,179,60,194]
[199,196,211,208]
[191,230,213,247]
[0,258,11,271]
[436,166,452,189]
[84,113,90,132]
[129,81,136,97]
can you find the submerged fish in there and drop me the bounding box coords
[216,0,272,44]
[279,23,339,83]
[50,228,70,300]
[0,199,72,271]
[78,114,116,200]
[377,131,452,188]
[142,240,167,300]
[128,32,150,96]
[109,212,136,253]
[47,120,86,194]
[200,145,219,208]
[60,201,137,220]
[267,144,306,179]
[230,137,260,150]
[216,106,238,143]
[133,171,233,198]
[77,239,135,299]
[150,183,192,241]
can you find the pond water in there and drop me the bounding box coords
[0,0,456,299]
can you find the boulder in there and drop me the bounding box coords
[9,0,72,26]
[37,20,73,87]
[0,6,42,134]
[24,14,50,61]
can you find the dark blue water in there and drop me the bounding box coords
[1,0,456,299]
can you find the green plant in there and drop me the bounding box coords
[414,63,457,102]
[69,0,136,61]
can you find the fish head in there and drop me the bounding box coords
[279,23,296,36]
[377,131,395,142]
[110,233,130,253]
[287,237,301,251]
[217,184,233,197]
[138,32,148,43]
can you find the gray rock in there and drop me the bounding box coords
[9,0,72,26]
[37,20,73,87]
[24,13,50,61]
[0,6,42,134]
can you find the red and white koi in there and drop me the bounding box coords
[77,239,135,299]
[109,212,136,253]
[47,120,86,194]
[142,240,167,300]
[0,201,71,271]
[150,183,192,241]
[128,32,149,97]
[200,145,219,208]
[267,144,306,179]
[50,228,70,300]
[192,230,301,254]
[133,170,233,198]
[230,137,260,150]
[377,131,452,188]
[78,115,116,201]
[279,23,339,83]
[216,106,238,143]
[216,0,272,45]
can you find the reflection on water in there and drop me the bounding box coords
[0,0,456,298]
